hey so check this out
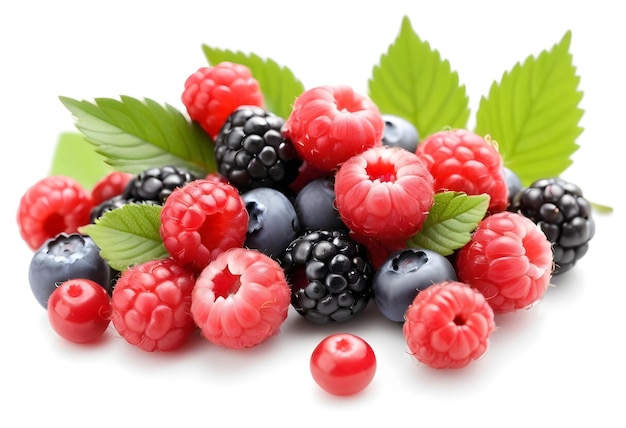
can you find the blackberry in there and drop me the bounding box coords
[122,165,199,204]
[279,229,374,325]
[215,105,302,192]
[89,195,129,223]
[509,177,595,275]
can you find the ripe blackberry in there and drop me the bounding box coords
[89,195,129,223]
[122,165,199,204]
[215,106,302,192]
[279,229,374,325]
[509,177,595,275]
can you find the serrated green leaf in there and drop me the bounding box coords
[368,15,470,139]
[201,46,305,119]
[49,132,113,190]
[406,192,489,256]
[79,203,168,271]
[475,31,583,186]
[59,95,216,176]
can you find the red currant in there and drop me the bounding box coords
[309,333,377,396]
[47,278,112,343]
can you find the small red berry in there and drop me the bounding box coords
[335,145,434,243]
[17,175,94,251]
[47,278,112,344]
[416,129,509,212]
[182,62,265,139]
[90,171,133,206]
[283,85,385,173]
[160,179,249,273]
[191,247,291,349]
[455,211,554,313]
[111,258,197,352]
[403,280,496,369]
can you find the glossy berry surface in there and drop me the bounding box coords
[381,114,419,153]
[47,278,112,343]
[280,229,374,325]
[241,186,301,259]
[509,177,594,275]
[456,211,553,313]
[191,247,291,349]
[403,281,496,369]
[294,176,347,232]
[182,61,265,139]
[122,165,199,205]
[160,179,249,273]
[283,85,384,173]
[372,248,457,323]
[29,233,111,309]
[335,145,434,242]
[310,333,377,396]
[111,257,196,352]
[17,175,93,251]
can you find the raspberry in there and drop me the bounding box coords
[90,171,133,206]
[279,229,374,325]
[182,62,265,139]
[282,85,385,173]
[334,145,434,243]
[455,211,553,314]
[191,247,291,349]
[214,105,302,191]
[416,129,509,212]
[17,175,94,250]
[402,280,496,369]
[159,179,249,273]
[110,257,197,352]
[509,177,594,275]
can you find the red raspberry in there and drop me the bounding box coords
[334,145,434,243]
[282,85,384,173]
[455,211,553,314]
[17,176,94,250]
[416,129,509,212]
[90,171,133,206]
[159,179,249,273]
[403,280,496,369]
[111,257,196,352]
[182,62,265,139]
[191,247,291,349]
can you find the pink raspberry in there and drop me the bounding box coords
[182,62,265,139]
[111,257,197,352]
[334,145,434,243]
[282,85,384,173]
[17,175,94,250]
[416,129,509,212]
[455,211,554,314]
[403,280,496,369]
[90,171,133,206]
[191,247,291,349]
[160,179,248,273]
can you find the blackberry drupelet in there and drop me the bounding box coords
[122,165,199,204]
[90,195,129,223]
[279,229,374,325]
[214,105,302,192]
[509,177,595,275]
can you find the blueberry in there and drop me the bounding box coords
[28,233,112,309]
[503,167,523,206]
[242,187,301,259]
[372,248,457,322]
[294,177,348,232]
[381,114,419,153]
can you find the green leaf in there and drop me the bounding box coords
[49,132,113,190]
[79,203,168,271]
[474,31,584,187]
[201,46,305,119]
[59,95,216,177]
[368,15,470,139]
[406,192,489,256]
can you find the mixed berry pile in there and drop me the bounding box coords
[16,21,600,396]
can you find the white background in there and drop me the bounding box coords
[1,1,623,427]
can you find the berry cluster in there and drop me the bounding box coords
[17,51,598,395]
